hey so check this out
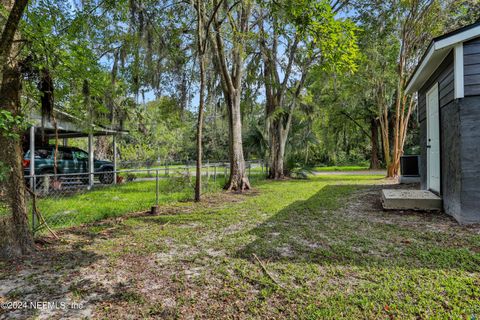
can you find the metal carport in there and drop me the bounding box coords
[25,108,127,188]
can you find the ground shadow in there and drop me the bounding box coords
[0,218,145,319]
[236,184,480,272]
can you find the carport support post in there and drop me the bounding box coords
[88,133,94,188]
[113,135,117,185]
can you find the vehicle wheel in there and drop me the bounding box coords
[99,170,114,184]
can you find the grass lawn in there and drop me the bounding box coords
[313,165,370,171]
[35,178,211,230]
[1,174,479,319]
[35,175,264,230]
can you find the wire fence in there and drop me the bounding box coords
[117,159,265,171]
[24,160,265,235]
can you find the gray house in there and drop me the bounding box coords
[406,22,480,224]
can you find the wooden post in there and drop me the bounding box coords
[88,133,94,188]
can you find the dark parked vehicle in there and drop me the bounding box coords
[23,145,114,186]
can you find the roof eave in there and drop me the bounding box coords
[406,22,480,95]
[405,44,434,94]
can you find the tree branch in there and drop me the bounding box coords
[339,110,372,139]
[0,0,29,73]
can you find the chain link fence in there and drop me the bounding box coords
[25,160,265,235]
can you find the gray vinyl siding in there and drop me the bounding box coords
[441,100,461,217]
[418,51,454,123]
[464,37,480,96]
[458,96,480,223]
[415,35,480,224]
[458,37,480,222]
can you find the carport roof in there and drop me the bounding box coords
[29,108,128,138]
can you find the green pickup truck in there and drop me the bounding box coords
[23,145,115,185]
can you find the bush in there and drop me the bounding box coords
[284,156,314,179]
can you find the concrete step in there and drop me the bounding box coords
[381,189,442,211]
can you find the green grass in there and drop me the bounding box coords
[313,165,371,171]
[34,176,224,230]
[36,180,189,229]
[35,175,265,230]
[5,174,480,319]
[91,175,479,317]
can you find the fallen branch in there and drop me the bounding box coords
[162,221,171,228]
[25,187,59,239]
[252,253,286,290]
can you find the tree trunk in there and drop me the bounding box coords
[268,119,288,179]
[0,0,34,259]
[0,66,34,258]
[387,27,410,178]
[194,57,205,201]
[224,91,250,191]
[209,0,251,192]
[260,21,300,181]
[95,136,111,160]
[0,0,29,72]
[194,0,206,201]
[370,117,380,169]
[377,84,391,177]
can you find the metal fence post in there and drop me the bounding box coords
[214,165,217,182]
[31,175,36,234]
[155,169,159,207]
[113,135,117,185]
[151,169,160,215]
[88,133,94,189]
[29,126,35,190]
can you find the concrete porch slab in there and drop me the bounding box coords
[381,189,442,211]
